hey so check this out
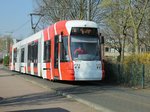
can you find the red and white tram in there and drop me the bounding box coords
[10,20,105,81]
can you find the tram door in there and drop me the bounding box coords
[54,35,59,79]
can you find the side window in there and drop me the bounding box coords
[28,44,32,62]
[44,40,51,62]
[33,42,38,63]
[60,40,66,62]
[28,41,38,63]
[21,48,25,62]
[54,36,59,68]
[60,37,69,62]
[13,48,17,63]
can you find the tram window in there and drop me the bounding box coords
[44,40,51,62]
[28,44,33,62]
[54,36,58,68]
[60,37,69,62]
[31,43,34,62]
[60,43,64,61]
[33,42,38,63]
[28,41,38,63]
[21,48,25,62]
[13,48,17,63]
[28,44,31,62]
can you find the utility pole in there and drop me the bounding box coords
[87,0,91,21]
[30,13,44,33]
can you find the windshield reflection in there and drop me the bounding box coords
[71,36,100,61]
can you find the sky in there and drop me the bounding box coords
[0,0,34,39]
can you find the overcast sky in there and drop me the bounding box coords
[0,0,34,39]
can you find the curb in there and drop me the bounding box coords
[59,92,115,112]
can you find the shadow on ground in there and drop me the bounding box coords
[8,107,70,112]
[0,92,68,107]
[18,73,131,96]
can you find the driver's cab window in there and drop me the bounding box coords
[71,36,100,61]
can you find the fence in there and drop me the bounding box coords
[104,61,150,88]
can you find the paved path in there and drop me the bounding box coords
[0,67,99,112]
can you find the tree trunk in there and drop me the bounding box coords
[120,36,125,63]
[134,29,139,54]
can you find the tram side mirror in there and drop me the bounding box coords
[99,33,104,44]
[101,36,104,44]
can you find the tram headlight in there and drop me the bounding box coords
[74,64,80,69]
[96,64,101,69]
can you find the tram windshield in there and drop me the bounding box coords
[71,36,100,61]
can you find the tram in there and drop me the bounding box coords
[10,20,105,81]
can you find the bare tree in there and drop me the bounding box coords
[33,0,102,30]
[139,2,150,52]
[100,0,150,62]
[100,0,131,62]
[0,35,13,55]
[127,0,150,54]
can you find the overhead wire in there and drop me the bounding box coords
[12,19,30,34]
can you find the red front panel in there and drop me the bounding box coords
[60,62,75,80]
[43,28,49,41]
[55,20,68,36]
